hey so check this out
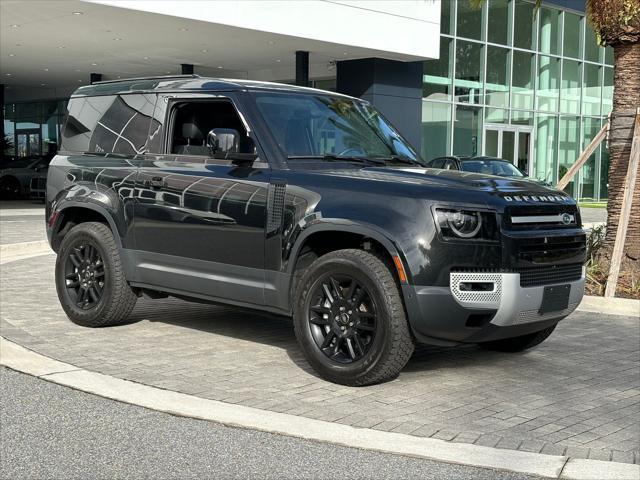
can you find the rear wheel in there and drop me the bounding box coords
[0,177,21,199]
[55,222,137,327]
[293,249,414,386]
[480,325,557,352]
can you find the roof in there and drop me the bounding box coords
[71,74,354,99]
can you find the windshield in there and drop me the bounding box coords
[252,92,422,163]
[460,160,524,177]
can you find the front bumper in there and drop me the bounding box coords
[402,268,585,345]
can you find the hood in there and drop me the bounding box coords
[319,165,575,209]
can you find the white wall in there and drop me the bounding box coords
[85,0,440,60]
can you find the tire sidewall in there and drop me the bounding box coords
[55,225,114,325]
[294,254,394,383]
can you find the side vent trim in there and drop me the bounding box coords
[267,180,287,234]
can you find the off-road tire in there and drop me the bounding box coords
[0,177,21,199]
[293,249,414,386]
[55,222,137,327]
[480,325,557,352]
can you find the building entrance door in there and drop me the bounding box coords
[15,129,41,157]
[483,125,533,174]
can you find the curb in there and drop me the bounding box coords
[1,337,638,480]
[577,295,640,317]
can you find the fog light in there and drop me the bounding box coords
[459,282,494,292]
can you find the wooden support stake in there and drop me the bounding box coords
[557,122,609,191]
[605,108,640,297]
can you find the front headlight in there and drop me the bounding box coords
[434,208,499,241]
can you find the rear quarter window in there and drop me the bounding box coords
[61,94,156,155]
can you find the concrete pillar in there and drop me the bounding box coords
[181,64,194,75]
[90,73,102,84]
[295,51,309,87]
[336,58,423,151]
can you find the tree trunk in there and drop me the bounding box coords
[602,41,640,291]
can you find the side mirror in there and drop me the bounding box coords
[207,128,257,166]
[207,128,239,154]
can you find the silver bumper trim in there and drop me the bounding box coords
[450,269,585,326]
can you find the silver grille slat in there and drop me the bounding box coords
[511,214,575,224]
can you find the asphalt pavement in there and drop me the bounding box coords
[0,367,542,480]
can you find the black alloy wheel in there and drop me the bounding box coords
[55,222,137,327]
[308,274,377,363]
[64,242,105,310]
[293,249,414,386]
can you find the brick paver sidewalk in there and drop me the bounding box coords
[1,253,638,464]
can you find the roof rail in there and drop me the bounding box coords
[93,74,201,85]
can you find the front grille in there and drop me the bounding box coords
[30,177,46,190]
[517,264,583,287]
[515,234,586,264]
[504,205,580,230]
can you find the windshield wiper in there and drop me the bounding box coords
[287,154,386,165]
[371,155,423,166]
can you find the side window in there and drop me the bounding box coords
[61,94,154,155]
[169,101,247,157]
[430,158,445,168]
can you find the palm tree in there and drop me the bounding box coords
[587,0,640,293]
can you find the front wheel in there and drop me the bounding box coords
[55,222,137,327]
[480,325,557,352]
[293,249,414,386]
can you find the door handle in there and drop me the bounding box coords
[147,176,164,190]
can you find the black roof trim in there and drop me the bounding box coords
[93,74,201,85]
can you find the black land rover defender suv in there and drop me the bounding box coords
[46,76,586,386]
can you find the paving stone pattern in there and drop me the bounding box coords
[0,216,45,245]
[1,254,638,464]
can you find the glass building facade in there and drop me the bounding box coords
[2,100,68,165]
[422,0,613,201]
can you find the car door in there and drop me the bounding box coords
[131,92,271,307]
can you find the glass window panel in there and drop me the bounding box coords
[487,0,509,45]
[602,67,613,115]
[583,64,602,116]
[580,117,602,201]
[511,110,534,126]
[3,115,16,161]
[455,40,484,104]
[560,59,581,114]
[423,37,453,101]
[485,46,510,108]
[563,12,582,59]
[605,46,614,65]
[485,129,499,156]
[457,1,482,40]
[421,101,451,161]
[485,107,508,123]
[514,1,536,50]
[558,116,580,196]
[534,113,558,184]
[536,55,560,111]
[512,51,535,110]
[539,7,560,55]
[453,105,482,156]
[584,23,602,63]
[16,103,41,124]
[502,130,515,162]
[440,0,452,35]
[517,131,532,173]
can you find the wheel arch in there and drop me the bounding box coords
[51,202,123,253]
[283,221,411,316]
